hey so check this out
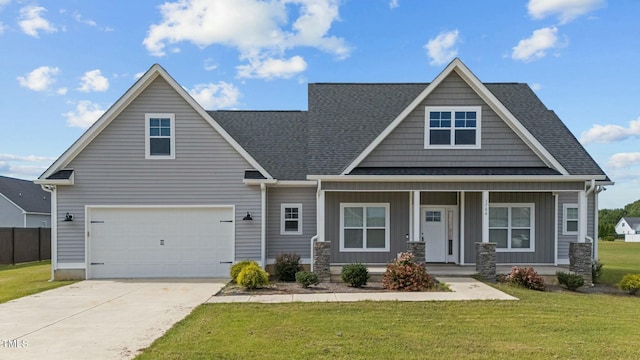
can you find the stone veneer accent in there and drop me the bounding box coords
[475,242,496,281]
[313,241,331,282]
[569,242,593,283]
[407,241,426,262]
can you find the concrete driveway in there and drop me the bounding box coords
[0,279,225,360]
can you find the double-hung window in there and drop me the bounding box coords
[425,106,481,148]
[563,204,578,235]
[145,113,175,159]
[340,203,390,252]
[281,204,302,235]
[489,203,535,251]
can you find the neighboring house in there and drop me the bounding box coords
[615,217,640,242]
[36,59,612,280]
[0,175,51,228]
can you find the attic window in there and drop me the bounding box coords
[145,113,175,159]
[424,106,481,149]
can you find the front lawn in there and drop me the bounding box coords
[0,261,74,303]
[137,286,640,359]
[597,241,640,285]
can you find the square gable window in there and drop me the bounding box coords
[424,106,481,149]
[145,113,175,159]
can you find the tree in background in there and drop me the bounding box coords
[598,199,640,239]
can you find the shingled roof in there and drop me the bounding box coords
[0,176,50,213]
[212,82,606,181]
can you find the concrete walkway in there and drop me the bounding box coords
[207,277,517,303]
[0,279,225,360]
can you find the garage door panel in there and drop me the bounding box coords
[89,207,234,278]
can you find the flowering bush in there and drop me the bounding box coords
[382,252,434,291]
[505,267,545,291]
[619,273,640,295]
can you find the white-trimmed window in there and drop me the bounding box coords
[281,204,302,235]
[489,203,535,252]
[145,113,175,159]
[563,204,578,235]
[424,106,481,148]
[340,203,390,252]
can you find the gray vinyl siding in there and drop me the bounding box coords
[56,77,261,263]
[421,192,457,205]
[323,181,584,192]
[361,72,546,168]
[326,192,409,264]
[557,192,578,260]
[0,196,23,227]
[557,192,596,261]
[464,192,555,264]
[266,186,316,261]
[26,214,51,228]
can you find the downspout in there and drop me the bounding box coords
[593,185,606,260]
[584,179,596,243]
[40,184,56,281]
[310,235,318,272]
[260,183,266,268]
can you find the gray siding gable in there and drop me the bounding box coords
[57,77,262,263]
[360,72,547,168]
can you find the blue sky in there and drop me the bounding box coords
[0,0,638,209]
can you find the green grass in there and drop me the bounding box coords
[0,261,74,303]
[597,241,640,285]
[137,287,640,360]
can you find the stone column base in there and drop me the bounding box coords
[475,242,496,281]
[406,241,426,262]
[313,241,331,282]
[569,242,593,283]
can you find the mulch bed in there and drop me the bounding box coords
[217,280,449,296]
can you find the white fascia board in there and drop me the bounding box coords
[340,58,569,176]
[24,212,51,216]
[271,180,317,187]
[34,171,74,186]
[39,64,273,181]
[307,174,607,182]
[243,179,278,185]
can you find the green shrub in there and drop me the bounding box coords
[618,273,640,295]
[230,260,258,282]
[341,263,369,288]
[602,235,616,242]
[505,267,545,291]
[237,263,270,290]
[556,271,585,291]
[274,253,303,282]
[295,271,319,288]
[382,252,434,291]
[592,259,604,284]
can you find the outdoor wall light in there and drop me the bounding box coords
[242,212,253,221]
[64,212,74,222]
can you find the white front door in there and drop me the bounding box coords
[422,206,458,263]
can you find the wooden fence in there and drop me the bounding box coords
[0,228,51,265]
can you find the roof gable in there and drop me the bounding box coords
[341,58,569,176]
[39,64,272,181]
[0,176,50,213]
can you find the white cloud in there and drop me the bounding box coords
[204,58,218,71]
[0,0,11,7]
[143,0,349,78]
[511,27,563,62]
[389,0,399,9]
[424,29,459,66]
[0,153,56,162]
[607,153,640,169]
[17,66,60,91]
[187,82,241,109]
[56,87,68,95]
[18,5,57,37]
[0,22,6,35]
[527,0,605,24]
[236,55,307,79]
[63,101,106,128]
[73,12,97,27]
[530,83,542,91]
[580,117,640,144]
[77,69,109,92]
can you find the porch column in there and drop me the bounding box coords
[316,181,325,242]
[482,191,489,243]
[413,191,421,241]
[577,190,586,243]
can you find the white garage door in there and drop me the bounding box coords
[88,206,234,278]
